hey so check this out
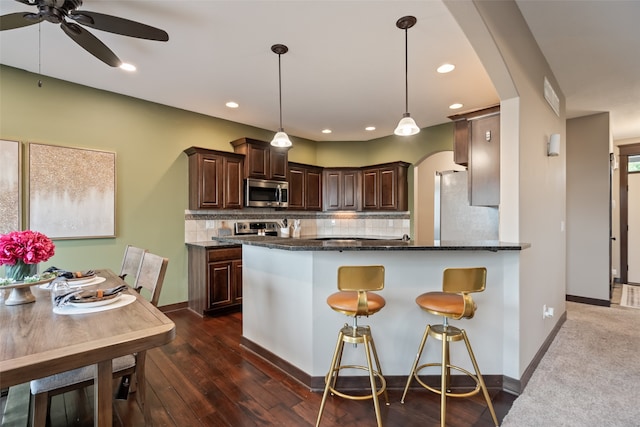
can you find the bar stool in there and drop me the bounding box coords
[316,265,389,427]
[401,267,498,427]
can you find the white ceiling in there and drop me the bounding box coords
[1,0,638,142]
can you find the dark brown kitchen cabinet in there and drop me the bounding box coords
[448,105,500,207]
[230,137,289,181]
[323,168,361,211]
[184,147,244,210]
[288,162,322,211]
[362,161,410,211]
[188,244,242,316]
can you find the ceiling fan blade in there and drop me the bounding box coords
[69,11,168,41]
[0,12,42,31]
[61,21,121,67]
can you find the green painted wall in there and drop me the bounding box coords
[1,65,451,306]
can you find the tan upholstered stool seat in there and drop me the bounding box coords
[327,291,386,316]
[416,291,477,318]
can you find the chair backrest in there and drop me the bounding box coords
[133,252,169,307]
[119,245,147,284]
[337,265,385,292]
[442,267,486,294]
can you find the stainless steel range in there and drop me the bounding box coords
[234,221,280,236]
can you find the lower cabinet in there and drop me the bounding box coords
[188,244,242,316]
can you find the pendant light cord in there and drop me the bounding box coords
[404,27,409,114]
[278,53,283,130]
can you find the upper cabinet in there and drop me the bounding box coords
[323,168,362,211]
[230,137,288,181]
[184,147,244,210]
[362,162,409,211]
[449,105,500,207]
[288,162,323,211]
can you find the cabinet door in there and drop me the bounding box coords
[469,114,500,206]
[288,166,305,209]
[224,156,244,209]
[323,170,341,210]
[246,144,269,179]
[379,166,398,209]
[362,169,378,209]
[233,260,242,303]
[306,169,323,211]
[199,155,223,209]
[270,150,288,181]
[208,261,233,309]
[453,120,469,166]
[341,170,361,210]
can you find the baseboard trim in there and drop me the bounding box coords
[512,309,567,394]
[566,294,610,307]
[159,301,188,313]
[241,337,505,393]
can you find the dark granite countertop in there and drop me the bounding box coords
[209,235,530,252]
[186,241,242,249]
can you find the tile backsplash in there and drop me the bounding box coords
[185,210,410,243]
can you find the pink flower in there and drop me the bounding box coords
[0,230,55,265]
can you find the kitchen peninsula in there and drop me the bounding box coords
[210,235,529,391]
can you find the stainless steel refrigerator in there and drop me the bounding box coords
[435,170,499,241]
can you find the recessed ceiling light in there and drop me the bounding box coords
[119,63,136,72]
[449,103,463,109]
[322,129,332,134]
[225,101,239,108]
[365,126,376,131]
[437,63,455,74]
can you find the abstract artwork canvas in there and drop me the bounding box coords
[28,143,116,239]
[0,140,21,234]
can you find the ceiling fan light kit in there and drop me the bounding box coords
[0,0,169,67]
[270,43,292,148]
[394,15,420,137]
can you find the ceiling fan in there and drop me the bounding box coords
[0,0,169,67]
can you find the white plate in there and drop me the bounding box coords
[40,276,106,289]
[69,294,120,308]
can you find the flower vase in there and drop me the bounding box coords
[4,261,38,305]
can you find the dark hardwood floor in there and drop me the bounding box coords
[4,309,516,426]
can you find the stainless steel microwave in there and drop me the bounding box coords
[245,178,288,208]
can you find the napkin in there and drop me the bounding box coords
[44,266,95,280]
[54,285,129,307]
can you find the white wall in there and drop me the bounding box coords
[566,113,611,300]
[446,0,567,378]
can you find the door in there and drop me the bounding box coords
[629,172,640,283]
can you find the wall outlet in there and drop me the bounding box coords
[612,268,618,276]
[543,305,555,319]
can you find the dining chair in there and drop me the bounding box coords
[119,244,147,285]
[29,253,169,426]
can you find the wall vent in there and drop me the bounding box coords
[544,77,560,116]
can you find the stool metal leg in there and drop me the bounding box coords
[363,336,383,427]
[316,329,346,427]
[401,324,431,403]
[367,332,389,406]
[461,330,499,427]
[440,326,449,427]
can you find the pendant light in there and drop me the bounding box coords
[270,44,292,147]
[394,16,420,137]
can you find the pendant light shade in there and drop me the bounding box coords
[270,44,292,148]
[394,16,420,137]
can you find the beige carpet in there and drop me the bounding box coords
[620,284,640,308]
[501,301,640,426]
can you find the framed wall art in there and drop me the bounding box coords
[28,143,116,239]
[0,140,21,234]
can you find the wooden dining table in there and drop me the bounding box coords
[0,269,176,426]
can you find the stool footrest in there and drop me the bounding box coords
[413,363,481,398]
[326,365,387,401]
